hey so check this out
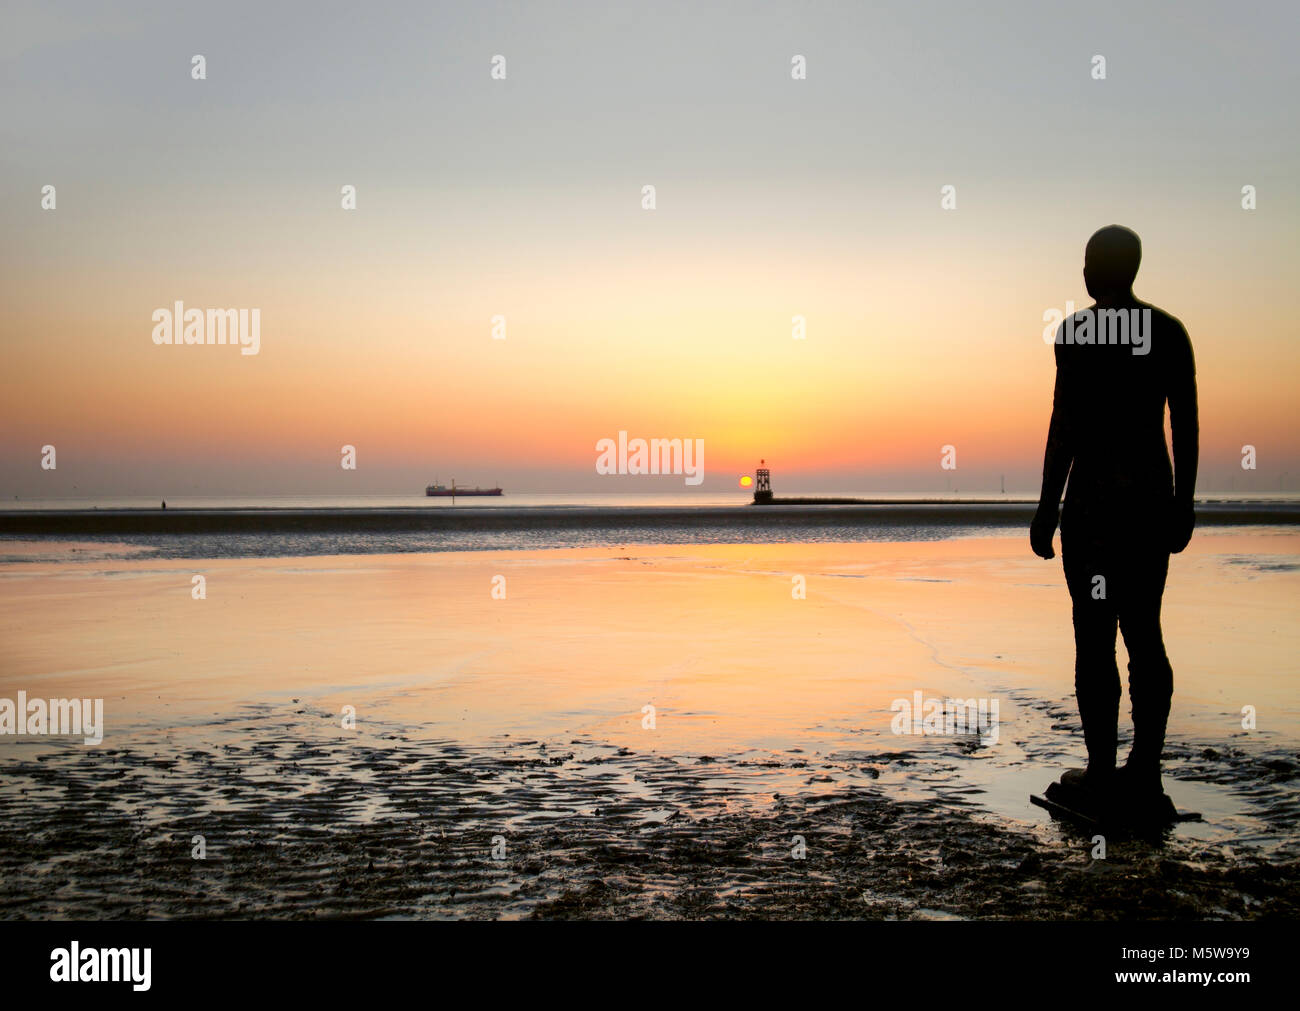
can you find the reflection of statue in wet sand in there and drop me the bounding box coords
[1030,225,1200,826]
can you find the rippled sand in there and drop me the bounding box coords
[1,534,1296,918]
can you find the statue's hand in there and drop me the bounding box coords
[1169,498,1195,554]
[1030,505,1058,560]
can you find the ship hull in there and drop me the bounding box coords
[425,488,503,497]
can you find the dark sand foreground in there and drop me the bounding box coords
[2,707,1297,920]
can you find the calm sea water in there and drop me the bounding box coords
[5,491,1297,511]
[1,491,1036,510]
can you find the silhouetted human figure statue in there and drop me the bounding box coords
[1031,225,1199,813]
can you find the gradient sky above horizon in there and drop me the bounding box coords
[2,0,1297,497]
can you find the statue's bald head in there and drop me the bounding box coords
[1084,225,1141,298]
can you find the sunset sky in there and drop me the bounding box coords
[2,0,1297,497]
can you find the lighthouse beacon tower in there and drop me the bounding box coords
[753,460,773,504]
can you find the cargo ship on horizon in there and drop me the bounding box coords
[425,480,503,497]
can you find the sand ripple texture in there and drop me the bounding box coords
[1,705,1296,920]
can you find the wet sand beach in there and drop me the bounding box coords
[1,535,1297,919]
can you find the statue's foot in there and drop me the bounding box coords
[1060,765,1114,793]
[1114,764,1178,823]
[1050,766,1113,817]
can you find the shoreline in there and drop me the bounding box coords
[1,500,1297,537]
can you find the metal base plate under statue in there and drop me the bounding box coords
[1030,770,1201,835]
